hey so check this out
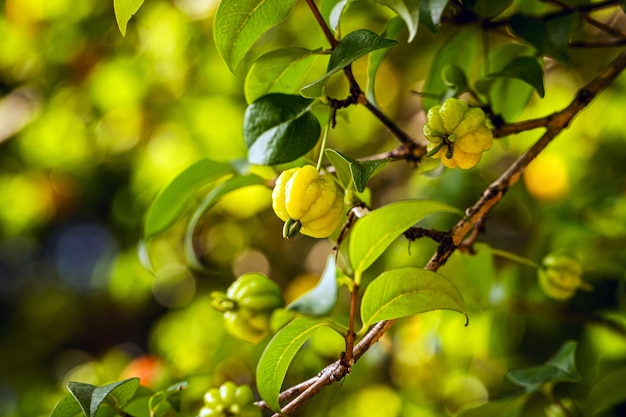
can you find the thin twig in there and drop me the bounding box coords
[545,0,626,39]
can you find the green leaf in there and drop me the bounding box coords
[466,0,514,19]
[256,317,331,411]
[323,149,390,192]
[321,0,350,32]
[419,0,449,33]
[287,255,338,316]
[213,0,298,73]
[245,47,320,103]
[477,56,544,98]
[475,43,535,121]
[506,340,581,391]
[184,174,267,268]
[459,395,528,417]
[350,159,390,192]
[113,0,145,37]
[367,17,405,105]
[360,266,467,328]
[50,394,84,417]
[301,29,398,97]
[143,159,235,240]
[67,378,140,417]
[584,367,626,416]
[510,14,575,62]
[244,94,321,165]
[349,199,463,275]
[373,0,420,42]
[423,28,479,110]
[325,149,354,188]
[147,381,188,417]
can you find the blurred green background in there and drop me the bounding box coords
[1,0,625,416]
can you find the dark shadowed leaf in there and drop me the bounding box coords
[419,0,449,33]
[244,94,321,164]
[510,14,576,62]
[477,56,544,98]
[506,340,581,391]
[584,367,626,416]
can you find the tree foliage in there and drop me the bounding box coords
[1,1,626,417]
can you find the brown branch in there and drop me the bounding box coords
[305,0,337,48]
[268,47,626,417]
[570,37,626,48]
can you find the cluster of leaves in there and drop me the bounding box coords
[45,0,626,417]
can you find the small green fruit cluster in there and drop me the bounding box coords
[423,98,493,169]
[211,273,284,343]
[538,252,591,300]
[199,382,261,417]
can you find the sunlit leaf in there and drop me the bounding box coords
[143,159,235,240]
[148,381,187,417]
[287,255,338,316]
[214,0,298,72]
[423,28,479,109]
[301,29,397,97]
[360,266,467,328]
[477,56,544,98]
[67,378,140,417]
[113,0,145,36]
[373,0,420,41]
[50,394,84,417]
[256,317,331,411]
[419,0,449,33]
[584,367,626,416]
[506,340,581,391]
[367,17,405,105]
[321,0,350,32]
[349,199,463,275]
[324,149,390,192]
[245,48,320,103]
[184,174,267,269]
[244,94,321,164]
[325,148,354,188]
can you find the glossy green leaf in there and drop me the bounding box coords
[244,94,321,165]
[349,199,463,275]
[214,0,298,72]
[423,28,479,110]
[287,255,338,316]
[373,0,420,41]
[256,317,331,411]
[510,14,576,62]
[245,47,320,103]
[584,367,626,416]
[360,266,467,328]
[419,0,449,33]
[506,340,581,391]
[184,174,267,269]
[301,29,398,97]
[113,0,145,36]
[67,378,140,417]
[50,394,84,417]
[325,148,354,188]
[143,159,235,240]
[477,56,544,98]
[367,17,405,105]
[350,159,391,192]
